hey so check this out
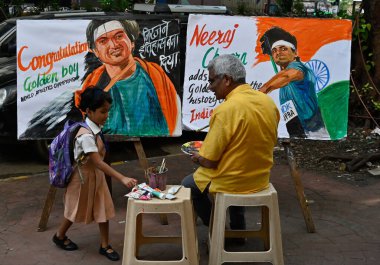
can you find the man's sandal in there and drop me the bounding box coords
[99,245,120,261]
[52,234,78,251]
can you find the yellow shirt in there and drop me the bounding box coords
[194,84,279,193]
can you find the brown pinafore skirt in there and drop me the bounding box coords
[64,128,115,224]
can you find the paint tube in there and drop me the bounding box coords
[138,183,166,200]
[125,188,151,200]
[165,193,176,200]
[167,185,182,195]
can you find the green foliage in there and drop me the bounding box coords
[353,18,371,41]
[372,99,380,111]
[84,2,92,11]
[361,83,373,93]
[114,0,130,11]
[339,1,379,124]
[337,0,361,19]
[275,0,293,13]
[337,9,352,19]
[236,2,251,16]
[51,0,59,11]
[314,9,333,18]
[100,0,112,11]
[353,16,375,72]
[354,81,380,116]
[100,0,131,12]
[292,0,304,16]
[339,0,350,12]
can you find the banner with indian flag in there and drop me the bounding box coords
[183,14,352,140]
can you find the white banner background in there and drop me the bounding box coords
[182,14,351,140]
[17,20,89,137]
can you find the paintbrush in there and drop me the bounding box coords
[196,124,209,132]
[159,158,166,173]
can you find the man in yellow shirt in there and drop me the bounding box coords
[182,54,279,233]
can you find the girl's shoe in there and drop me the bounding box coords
[52,234,78,251]
[99,245,120,261]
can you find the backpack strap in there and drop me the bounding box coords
[69,124,94,165]
[72,125,97,185]
[75,127,93,138]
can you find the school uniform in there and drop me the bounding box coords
[64,118,115,224]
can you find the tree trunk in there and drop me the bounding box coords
[363,0,380,88]
[349,0,380,127]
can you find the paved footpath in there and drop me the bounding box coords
[0,153,379,265]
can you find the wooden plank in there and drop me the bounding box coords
[37,185,57,232]
[346,153,380,172]
[133,139,150,172]
[283,141,316,233]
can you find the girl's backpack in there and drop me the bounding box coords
[48,120,90,188]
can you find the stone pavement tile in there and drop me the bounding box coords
[285,255,340,265]
[362,248,380,265]
[271,165,380,265]
[0,157,380,265]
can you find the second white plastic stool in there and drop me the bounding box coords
[208,183,284,265]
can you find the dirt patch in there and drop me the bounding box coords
[273,127,380,186]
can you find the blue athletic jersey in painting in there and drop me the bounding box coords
[103,63,168,136]
[279,61,324,132]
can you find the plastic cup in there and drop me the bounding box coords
[147,166,168,191]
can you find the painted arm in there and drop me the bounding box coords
[190,152,219,169]
[259,68,304,94]
[87,152,138,188]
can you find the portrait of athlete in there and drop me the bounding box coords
[259,26,326,138]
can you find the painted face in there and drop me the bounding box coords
[87,101,111,127]
[271,45,297,68]
[93,28,134,66]
[208,70,225,100]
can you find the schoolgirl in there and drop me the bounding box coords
[52,88,137,261]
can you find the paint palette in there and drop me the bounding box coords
[181,141,203,155]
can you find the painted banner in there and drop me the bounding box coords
[17,19,182,139]
[183,15,352,140]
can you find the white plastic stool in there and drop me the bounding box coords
[208,183,284,265]
[122,186,199,265]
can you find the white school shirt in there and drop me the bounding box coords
[73,118,101,160]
